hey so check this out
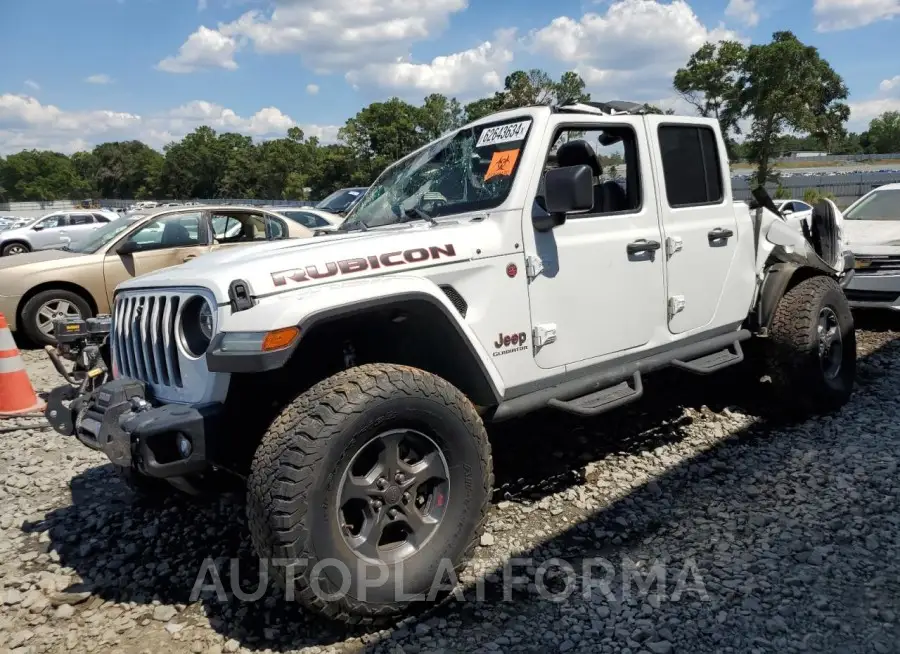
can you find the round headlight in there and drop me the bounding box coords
[180,296,213,357]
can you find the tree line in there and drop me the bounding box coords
[2,31,899,203]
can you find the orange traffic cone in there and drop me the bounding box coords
[0,313,45,417]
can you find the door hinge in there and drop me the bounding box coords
[668,295,685,319]
[533,323,557,347]
[525,255,544,280]
[666,236,683,257]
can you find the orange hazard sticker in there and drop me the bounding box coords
[484,149,520,181]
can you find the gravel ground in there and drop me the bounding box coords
[1,319,899,654]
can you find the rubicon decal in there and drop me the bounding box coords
[271,244,457,286]
[493,331,529,357]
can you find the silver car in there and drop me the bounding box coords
[0,210,119,256]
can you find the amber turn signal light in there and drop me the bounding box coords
[261,326,300,351]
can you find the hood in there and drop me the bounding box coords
[117,219,495,302]
[842,220,900,250]
[0,248,87,273]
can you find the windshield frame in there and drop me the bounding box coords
[843,187,900,221]
[341,114,535,229]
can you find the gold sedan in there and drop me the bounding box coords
[0,205,313,345]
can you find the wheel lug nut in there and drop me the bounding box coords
[395,473,405,483]
[371,499,382,510]
[376,478,387,489]
[402,492,410,504]
[387,508,398,519]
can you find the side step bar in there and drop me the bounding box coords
[671,342,744,375]
[548,372,643,417]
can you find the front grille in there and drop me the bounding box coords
[854,256,900,275]
[112,293,184,388]
[844,289,900,303]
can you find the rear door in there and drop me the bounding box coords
[59,213,101,248]
[645,118,737,335]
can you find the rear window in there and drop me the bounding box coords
[658,125,723,207]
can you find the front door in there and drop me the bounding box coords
[525,116,666,370]
[646,118,738,335]
[102,210,211,305]
[29,214,68,250]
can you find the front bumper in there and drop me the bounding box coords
[842,271,900,310]
[0,294,20,331]
[45,377,222,478]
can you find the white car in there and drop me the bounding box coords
[268,206,345,233]
[839,183,900,309]
[0,209,118,256]
[47,100,855,625]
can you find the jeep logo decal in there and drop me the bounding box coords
[493,331,529,357]
[271,244,457,286]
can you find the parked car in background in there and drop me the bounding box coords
[0,205,313,344]
[773,199,814,232]
[0,210,119,256]
[839,183,900,310]
[313,186,368,215]
[269,206,345,233]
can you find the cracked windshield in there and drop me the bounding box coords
[340,118,532,230]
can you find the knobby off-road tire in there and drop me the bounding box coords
[246,363,493,624]
[765,275,856,414]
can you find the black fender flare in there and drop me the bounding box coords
[757,263,838,333]
[206,291,502,406]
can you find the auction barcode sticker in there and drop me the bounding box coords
[476,120,531,148]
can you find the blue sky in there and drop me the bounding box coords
[0,0,897,154]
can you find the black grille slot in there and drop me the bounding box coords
[440,285,468,317]
[845,289,900,303]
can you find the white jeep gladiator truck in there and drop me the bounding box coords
[46,101,856,623]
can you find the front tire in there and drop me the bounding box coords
[247,364,493,623]
[20,289,93,346]
[765,275,856,414]
[2,242,31,256]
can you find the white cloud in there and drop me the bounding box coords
[880,75,900,92]
[345,31,514,96]
[813,0,900,31]
[159,0,467,76]
[725,0,759,26]
[24,80,39,91]
[157,25,239,73]
[529,0,741,102]
[85,74,113,85]
[0,94,338,154]
[306,83,320,95]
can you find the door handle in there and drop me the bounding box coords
[182,254,197,262]
[627,239,661,255]
[708,227,734,241]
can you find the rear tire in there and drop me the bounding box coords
[246,363,493,624]
[765,275,856,414]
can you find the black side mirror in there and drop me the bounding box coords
[117,240,139,255]
[32,224,44,231]
[533,164,594,232]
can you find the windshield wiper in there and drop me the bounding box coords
[400,207,438,226]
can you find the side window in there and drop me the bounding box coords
[286,212,330,229]
[535,125,641,216]
[68,213,94,225]
[91,213,112,223]
[124,212,203,251]
[36,214,64,229]
[658,125,723,207]
[211,213,268,242]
